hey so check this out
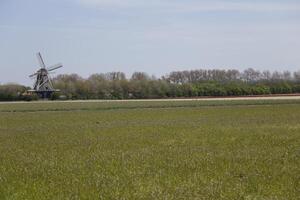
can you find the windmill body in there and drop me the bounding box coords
[29,53,63,98]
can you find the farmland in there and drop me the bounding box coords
[0,99,299,199]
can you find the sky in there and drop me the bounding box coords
[0,0,300,86]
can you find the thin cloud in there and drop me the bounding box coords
[78,0,300,12]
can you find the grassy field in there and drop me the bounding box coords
[0,100,299,199]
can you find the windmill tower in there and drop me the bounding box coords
[29,52,63,98]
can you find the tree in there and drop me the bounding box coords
[242,68,261,82]
[294,71,300,82]
[0,83,28,101]
[87,74,109,99]
[3,68,300,101]
[131,72,150,81]
[105,72,126,81]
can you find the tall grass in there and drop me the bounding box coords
[0,100,299,199]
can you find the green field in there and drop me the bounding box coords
[0,100,299,199]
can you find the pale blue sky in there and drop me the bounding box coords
[1,0,300,85]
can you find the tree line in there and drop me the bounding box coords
[1,68,300,101]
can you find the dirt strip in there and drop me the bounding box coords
[1,95,300,104]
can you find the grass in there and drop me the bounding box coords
[0,100,299,199]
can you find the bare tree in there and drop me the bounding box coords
[242,68,261,82]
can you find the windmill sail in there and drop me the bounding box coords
[29,72,38,78]
[47,63,63,72]
[37,52,46,68]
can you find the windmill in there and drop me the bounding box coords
[28,52,63,98]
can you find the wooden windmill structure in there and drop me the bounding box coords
[28,52,63,98]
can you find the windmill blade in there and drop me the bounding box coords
[37,52,46,68]
[47,63,63,72]
[29,72,38,78]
